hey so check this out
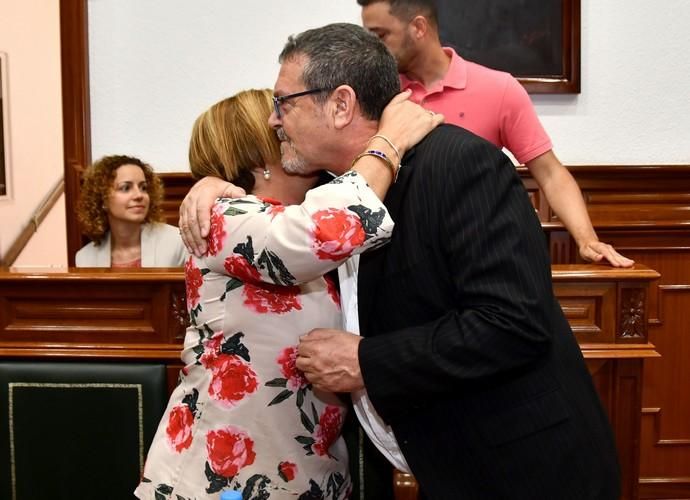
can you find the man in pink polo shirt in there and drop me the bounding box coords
[359,0,633,267]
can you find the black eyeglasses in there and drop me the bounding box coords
[272,88,330,119]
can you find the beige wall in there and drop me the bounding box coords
[0,0,66,267]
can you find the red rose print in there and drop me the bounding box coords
[166,404,194,453]
[206,426,256,477]
[204,354,258,406]
[207,208,227,256]
[266,204,286,219]
[258,196,282,206]
[185,256,203,309]
[243,283,302,314]
[324,274,341,309]
[278,461,297,482]
[224,254,261,284]
[199,332,224,366]
[311,208,365,261]
[313,406,345,456]
[277,346,308,391]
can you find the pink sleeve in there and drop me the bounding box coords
[498,77,553,164]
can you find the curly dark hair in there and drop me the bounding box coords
[77,155,165,245]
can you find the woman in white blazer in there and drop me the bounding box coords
[75,155,186,268]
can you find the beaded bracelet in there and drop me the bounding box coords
[366,134,401,164]
[351,149,400,180]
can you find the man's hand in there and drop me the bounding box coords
[296,329,364,392]
[178,177,245,256]
[579,240,635,268]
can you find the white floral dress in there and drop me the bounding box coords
[135,172,393,500]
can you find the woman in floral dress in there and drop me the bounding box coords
[134,89,438,500]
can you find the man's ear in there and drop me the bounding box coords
[330,85,357,129]
[409,15,428,40]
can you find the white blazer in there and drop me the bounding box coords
[75,223,187,267]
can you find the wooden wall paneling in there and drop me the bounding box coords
[538,165,690,498]
[553,266,660,500]
[0,269,186,360]
[159,173,195,226]
[578,237,690,498]
[0,265,659,500]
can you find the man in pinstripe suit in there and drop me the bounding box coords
[180,22,620,500]
[282,24,621,500]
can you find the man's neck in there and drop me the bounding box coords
[326,119,380,176]
[403,42,451,88]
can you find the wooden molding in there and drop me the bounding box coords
[59,0,90,266]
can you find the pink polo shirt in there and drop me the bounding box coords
[400,48,552,164]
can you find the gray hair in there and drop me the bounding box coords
[279,23,400,120]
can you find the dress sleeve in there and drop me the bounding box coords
[202,170,394,285]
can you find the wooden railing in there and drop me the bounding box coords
[0,177,64,267]
[0,264,659,499]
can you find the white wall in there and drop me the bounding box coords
[89,0,361,171]
[535,0,690,164]
[0,0,66,267]
[89,0,690,171]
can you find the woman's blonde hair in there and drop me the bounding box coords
[77,155,165,245]
[189,89,281,192]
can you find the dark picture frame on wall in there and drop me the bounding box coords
[436,0,580,94]
[0,51,9,197]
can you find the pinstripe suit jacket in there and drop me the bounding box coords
[357,125,620,500]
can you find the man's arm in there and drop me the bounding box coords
[499,76,632,267]
[527,150,634,267]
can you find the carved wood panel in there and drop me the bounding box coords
[594,239,690,498]
[554,282,615,342]
[0,270,186,360]
[558,167,690,498]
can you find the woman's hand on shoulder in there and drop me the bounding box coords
[377,90,445,158]
[179,176,245,256]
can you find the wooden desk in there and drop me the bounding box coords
[0,265,659,499]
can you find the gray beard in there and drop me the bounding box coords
[280,140,311,175]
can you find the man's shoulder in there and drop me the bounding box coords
[463,57,513,82]
[444,47,521,94]
[459,60,520,98]
[403,125,505,180]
